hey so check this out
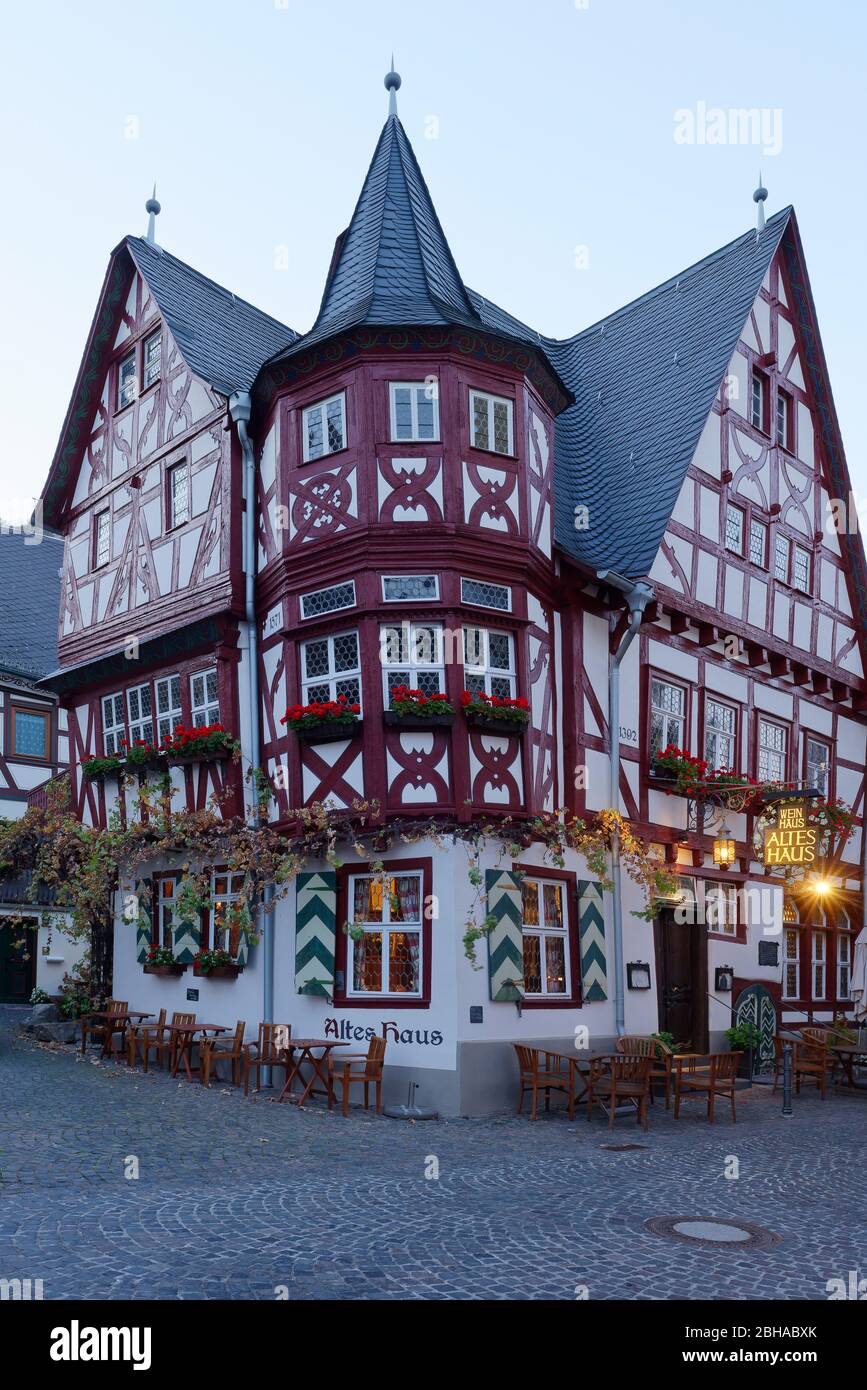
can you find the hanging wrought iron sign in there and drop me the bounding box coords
[762,800,817,867]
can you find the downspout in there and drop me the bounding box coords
[597,571,655,1036]
[229,391,274,1068]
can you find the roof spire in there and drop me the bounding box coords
[753,173,768,237]
[384,57,401,118]
[145,184,161,245]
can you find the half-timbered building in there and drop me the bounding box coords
[35,71,867,1111]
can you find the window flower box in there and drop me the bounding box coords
[81,755,123,781]
[162,724,239,764]
[282,696,361,741]
[461,691,529,733]
[193,949,241,980]
[143,946,186,976]
[385,686,455,729]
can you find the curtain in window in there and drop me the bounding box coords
[392,874,420,922]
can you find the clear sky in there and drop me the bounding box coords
[2,0,865,525]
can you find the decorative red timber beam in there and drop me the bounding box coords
[697,622,717,647]
[853,691,867,713]
[831,679,851,704]
[811,673,830,696]
[768,653,791,679]
[745,641,767,668]
[642,601,661,624]
[669,611,690,635]
[756,350,777,369]
[791,662,813,688]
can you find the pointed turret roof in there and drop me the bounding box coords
[271,111,485,361]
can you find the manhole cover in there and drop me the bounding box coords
[645,1216,782,1250]
[600,1143,647,1151]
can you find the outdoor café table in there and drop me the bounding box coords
[81,1010,152,1057]
[168,1022,228,1081]
[830,1042,867,1090]
[276,1039,349,1106]
[544,1050,616,1108]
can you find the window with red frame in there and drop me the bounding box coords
[347,871,424,997]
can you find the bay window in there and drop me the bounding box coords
[102,692,126,755]
[389,381,439,441]
[302,392,346,462]
[301,631,361,708]
[381,621,444,701]
[470,389,513,455]
[348,871,423,996]
[127,683,154,746]
[190,669,219,726]
[463,627,516,699]
[155,675,182,743]
[521,877,570,996]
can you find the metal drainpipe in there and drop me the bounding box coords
[597,571,655,1037]
[229,391,274,1076]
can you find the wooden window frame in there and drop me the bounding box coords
[92,508,112,571]
[512,863,581,1007]
[388,380,440,443]
[462,626,518,700]
[749,516,768,568]
[812,929,827,1001]
[755,714,789,783]
[703,696,738,773]
[750,368,770,434]
[150,871,180,950]
[380,620,446,704]
[166,458,191,531]
[703,877,747,945]
[116,349,138,413]
[469,388,515,457]
[203,866,245,954]
[724,501,745,556]
[142,329,162,391]
[647,671,690,764]
[301,390,347,464]
[9,703,51,763]
[804,736,831,799]
[300,631,362,712]
[334,858,433,1009]
[776,386,795,454]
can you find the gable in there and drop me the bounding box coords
[648,227,867,684]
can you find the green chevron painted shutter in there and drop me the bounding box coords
[172,882,201,965]
[486,869,525,1001]
[295,871,337,992]
[235,924,250,968]
[577,880,607,1001]
[134,880,151,964]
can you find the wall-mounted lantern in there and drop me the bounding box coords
[713,820,736,869]
[626,961,652,990]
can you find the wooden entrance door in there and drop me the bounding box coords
[0,921,37,1003]
[655,908,707,1050]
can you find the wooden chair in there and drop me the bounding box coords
[329,1036,387,1116]
[514,1044,577,1121]
[793,1034,837,1100]
[126,1009,167,1068]
[615,1035,674,1108]
[674,1053,740,1123]
[587,1054,651,1129]
[243,1023,292,1095]
[771,1034,791,1092]
[83,999,129,1057]
[200,1020,246,1088]
[138,1011,195,1073]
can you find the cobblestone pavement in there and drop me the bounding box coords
[1,1005,865,1301]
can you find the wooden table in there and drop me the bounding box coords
[277,1039,349,1106]
[168,1022,228,1081]
[830,1042,867,1090]
[530,1049,614,1111]
[81,1010,152,1057]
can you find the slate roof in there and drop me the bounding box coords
[544,209,791,579]
[127,237,296,395]
[0,531,63,681]
[270,114,488,361]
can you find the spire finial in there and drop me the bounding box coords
[145,183,161,245]
[384,58,401,118]
[753,172,768,236]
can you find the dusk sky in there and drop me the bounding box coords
[3,0,865,524]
